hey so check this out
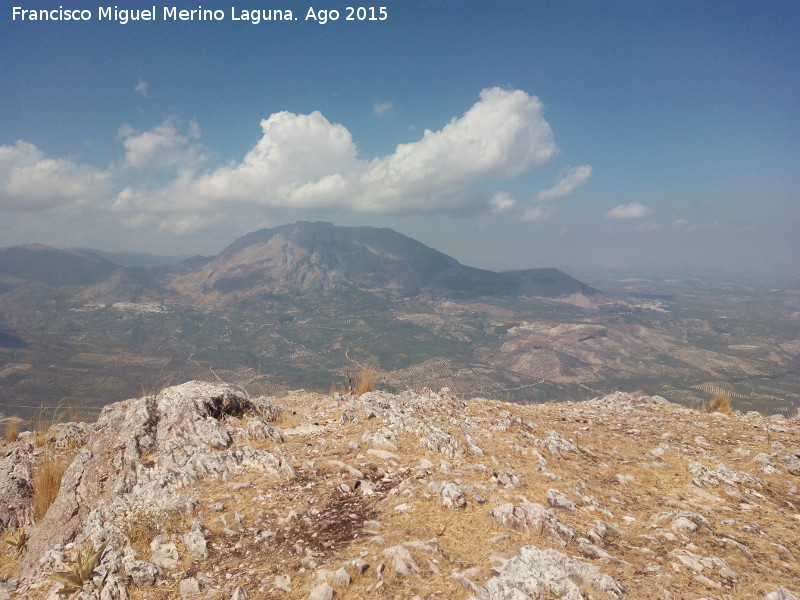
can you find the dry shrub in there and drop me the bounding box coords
[33,454,68,522]
[356,365,377,395]
[5,421,18,444]
[32,402,65,447]
[123,508,189,556]
[708,392,732,414]
[271,405,301,429]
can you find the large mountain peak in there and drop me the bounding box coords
[166,222,601,304]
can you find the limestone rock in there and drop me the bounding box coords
[765,588,800,600]
[182,522,209,559]
[440,482,467,509]
[331,567,350,585]
[383,545,419,576]
[178,577,200,599]
[480,545,624,600]
[535,430,581,456]
[150,536,179,570]
[122,552,158,588]
[489,502,575,546]
[230,587,249,600]
[308,582,334,600]
[546,489,576,512]
[0,444,33,529]
[274,574,291,592]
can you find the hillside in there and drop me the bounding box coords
[1,382,798,599]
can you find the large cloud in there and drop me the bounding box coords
[2,89,591,243]
[114,87,562,215]
[0,141,111,212]
[120,120,203,170]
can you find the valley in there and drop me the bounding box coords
[0,223,798,422]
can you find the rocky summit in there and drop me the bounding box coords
[1,382,798,600]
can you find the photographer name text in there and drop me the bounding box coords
[11,5,388,25]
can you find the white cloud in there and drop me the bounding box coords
[373,101,392,116]
[606,202,652,219]
[521,204,557,222]
[120,120,203,170]
[1,88,587,242]
[489,191,517,214]
[0,140,110,212]
[156,213,223,235]
[115,87,560,217]
[533,165,592,203]
[134,78,149,98]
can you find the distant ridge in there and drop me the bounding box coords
[69,248,189,268]
[0,244,117,286]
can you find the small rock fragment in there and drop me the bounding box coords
[178,577,201,599]
[309,582,334,600]
[440,482,467,509]
[274,574,291,592]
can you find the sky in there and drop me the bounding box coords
[1,1,798,273]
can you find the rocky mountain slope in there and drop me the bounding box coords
[0,222,605,308]
[1,382,798,599]
[162,222,602,305]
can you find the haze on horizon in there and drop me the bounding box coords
[1,1,797,274]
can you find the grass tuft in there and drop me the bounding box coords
[708,392,732,414]
[356,364,377,395]
[5,420,18,444]
[33,453,69,522]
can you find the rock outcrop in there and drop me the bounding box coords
[0,383,797,599]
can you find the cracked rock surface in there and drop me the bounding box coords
[0,384,797,599]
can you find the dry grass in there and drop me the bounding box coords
[5,420,18,443]
[708,391,732,414]
[356,364,377,395]
[122,508,191,557]
[274,407,304,429]
[33,388,800,599]
[32,453,69,522]
[32,401,66,447]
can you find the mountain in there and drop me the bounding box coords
[0,244,119,287]
[164,221,605,306]
[1,224,796,419]
[0,223,603,307]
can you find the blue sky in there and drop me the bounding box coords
[1,1,798,273]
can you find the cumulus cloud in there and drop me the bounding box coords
[373,101,392,116]
[114,87,560,216]
[120,120,203,170]
[0,140,110,212]
[533,165,592,203]
[1,88,590,242]
[606,203,652,219]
